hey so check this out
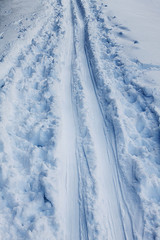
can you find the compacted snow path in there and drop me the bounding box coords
[54,3,79,239]
[0,0,160,239]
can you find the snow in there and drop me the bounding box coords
[53,4,79,238]
[0,0,43,58]
[105,0,160,65]
[0,0,160,239]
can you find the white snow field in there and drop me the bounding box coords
[0,0,160,239]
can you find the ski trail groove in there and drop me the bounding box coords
[71,0,134,239]
[85,43,137,240]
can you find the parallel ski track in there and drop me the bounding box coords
[71,0,136,239]
[73,0,160,239]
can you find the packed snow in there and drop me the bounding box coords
[0,0,160,239]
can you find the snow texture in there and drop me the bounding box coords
[0,0,160,239]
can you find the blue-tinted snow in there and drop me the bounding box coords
[0,0,160,239]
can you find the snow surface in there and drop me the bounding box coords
[0,0,160,239]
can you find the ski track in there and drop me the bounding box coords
[71,0,130,239]
[75,0,160,239]
[0,0,160,239]
[88,2,160,238]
